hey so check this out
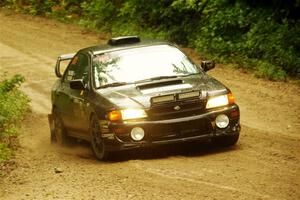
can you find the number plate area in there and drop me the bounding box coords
[148,118,212,142]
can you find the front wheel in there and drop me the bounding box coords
[90,115,110,160]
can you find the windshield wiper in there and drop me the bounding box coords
[97,82,128,89]
[135,75,179,83]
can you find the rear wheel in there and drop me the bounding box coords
[53,109,68,145]
[90,115,109,160]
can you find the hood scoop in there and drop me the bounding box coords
[137,79,183,90]
[137,79,193,95]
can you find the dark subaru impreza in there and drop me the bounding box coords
[48,36,240,160]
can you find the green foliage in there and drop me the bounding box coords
[255,61,287,81]
[1,0,300,80]
[79,0,116,31]
[0,74,30,163]
[0,73,25,93]
[0,143,13,163]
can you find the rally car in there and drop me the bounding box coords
[48,36,240,160]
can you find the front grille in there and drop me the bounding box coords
[146,118,212,142]
[148,99,205,120]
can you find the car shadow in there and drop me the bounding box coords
[107,141,240,163]
[58,139,240,162]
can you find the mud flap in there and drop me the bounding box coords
[48,114,55,141]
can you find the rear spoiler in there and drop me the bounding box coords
[55,53,76,78]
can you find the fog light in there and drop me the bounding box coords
[130,127,145,141]
[215,114,229,128]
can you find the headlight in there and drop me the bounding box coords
[108,109,147,121]
[206,93,235,109]
[121,109,147,120]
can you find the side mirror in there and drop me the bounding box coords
[70,79,85,90]
[201,60,215,72]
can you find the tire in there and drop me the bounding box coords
[53,109,69,146]
[213,134,239,147]
[90,115,109,160]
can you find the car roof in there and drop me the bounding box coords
[78,38,172,55]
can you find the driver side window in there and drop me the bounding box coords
[64,53,89,84]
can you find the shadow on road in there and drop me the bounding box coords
[109,141,240,162]
[58,139,240,163]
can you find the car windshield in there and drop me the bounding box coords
[93,45,200,88]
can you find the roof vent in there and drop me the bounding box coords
[107,36,141,46]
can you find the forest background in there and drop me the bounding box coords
[1,0,300,81]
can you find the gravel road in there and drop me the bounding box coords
[0,10,299,200]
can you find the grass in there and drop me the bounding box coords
[0,74,30,164]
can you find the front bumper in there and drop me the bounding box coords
[101,105,240,151]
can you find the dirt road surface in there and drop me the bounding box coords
[0,10,300,200]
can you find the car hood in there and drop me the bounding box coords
[96,74,228,109]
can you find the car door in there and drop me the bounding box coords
[60,53,90,134]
